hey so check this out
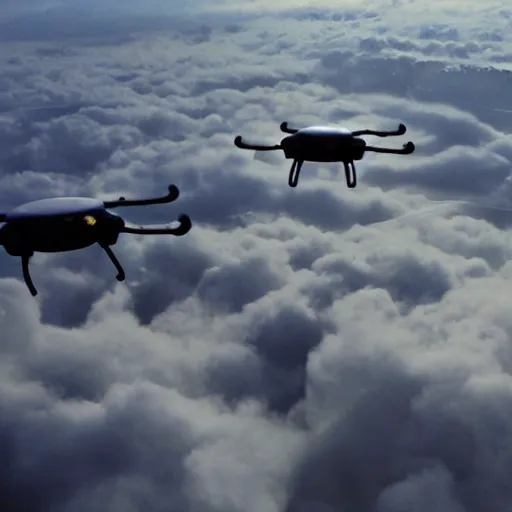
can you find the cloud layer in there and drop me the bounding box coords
[1,2,512,511]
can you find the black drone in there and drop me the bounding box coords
[0,184,191,296]
[234,122,415,188]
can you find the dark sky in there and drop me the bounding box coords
[0,1,512,511]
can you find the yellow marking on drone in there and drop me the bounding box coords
[84,215,97,226]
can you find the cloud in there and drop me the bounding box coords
[1,2,512,511]
[286,276,512,511]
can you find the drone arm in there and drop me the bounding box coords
[280,122,298,134]
[234,136,281,151]
[100,244,125,281]
[121,214,192,237]
[21,254,37,297]
[103,184,180,209]
[0,213,6,223]
[352,124,407,137]
[364,141,415,155]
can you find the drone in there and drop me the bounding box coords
[234,122,415,188]
[0,184,192,296]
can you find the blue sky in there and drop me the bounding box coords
[0,1,512,511]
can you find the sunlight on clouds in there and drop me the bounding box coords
[209,0,509,14]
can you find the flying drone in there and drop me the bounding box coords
[234,122,415,188]
[0,184,192,296]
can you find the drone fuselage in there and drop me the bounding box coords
[0,185,191,297]
[0,198,124,256]
[234,121,413,189]
[280,126,366,163]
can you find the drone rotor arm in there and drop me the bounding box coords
[280,122,298,134]
[103,184,180,209]
[122,214,192,237]
[234,136,281,151]
[352,124,407,137]
[0,213,7,223]
[365,141,415,155]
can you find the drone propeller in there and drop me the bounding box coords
[352,124,407,137]
[365,141,416,154]
[121,214,192,236]
[104,184,180,209]
[234,136,282,152]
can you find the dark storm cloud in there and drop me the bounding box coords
[1,2,512,511]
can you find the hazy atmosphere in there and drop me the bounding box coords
[0,1,512,510]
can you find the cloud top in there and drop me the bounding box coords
[0,2,512,511]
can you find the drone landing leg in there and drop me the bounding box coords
[288,160,304,187]
[21,253,37,297]
[100,244,126,282]
[344,161,357,188]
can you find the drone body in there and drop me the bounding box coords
[0,185,192,296]
[1,198,121,255]
[234,121,415,188]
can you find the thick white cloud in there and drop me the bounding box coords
[0,2,512,511]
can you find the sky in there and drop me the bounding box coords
[0,0,512,511]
